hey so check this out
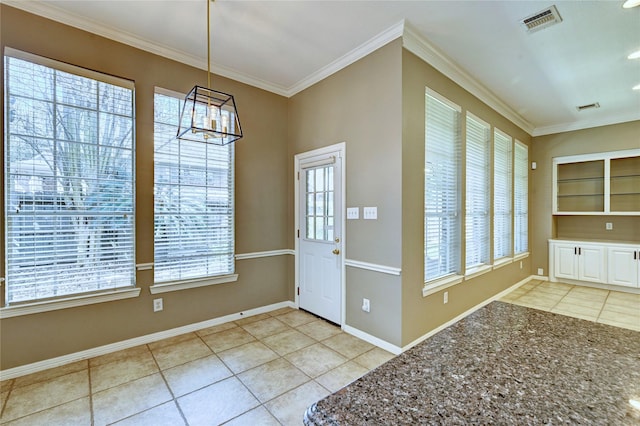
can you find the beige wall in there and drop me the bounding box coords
[530,121,640,276]
[288,39,404,346]
[0,5,291,370]
[400,49,532,346]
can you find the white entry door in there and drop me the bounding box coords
[297,148,343,324]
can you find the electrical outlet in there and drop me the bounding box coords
[443,291,448,304]
[362,298,370,312]
[537,268,543,276]
[606,222,613,230]
[153,298,163,312]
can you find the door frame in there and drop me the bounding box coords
[294,142,346,326]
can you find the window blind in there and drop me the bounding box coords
[153,91,235,283]
[514,141,528,254]
[4,51,135,304]
[493,129,513,260]
[425,90,461,282]
[465,114,490,270]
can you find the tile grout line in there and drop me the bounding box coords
[595,290,612,323]
[88,361,95,426]
[147,342,190,426]
[0,379,14,421]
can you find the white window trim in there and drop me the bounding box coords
[4,48,137,306]
[464,263,493,279]
[514,252,530,261]
[422,274,464,297]
[0,288,141,319]
[149,274,238,294]
[493,257,514,270]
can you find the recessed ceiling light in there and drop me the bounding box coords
[623,0,640,8]
[633,84,640,91]
[629,50,640,59]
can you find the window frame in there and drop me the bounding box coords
[2,48,140,316]
[493,128,514,262]
[464,112,491,276]
[514,140,529,256]
[150,88,237,294]
[424,88,463,290]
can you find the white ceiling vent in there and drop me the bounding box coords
[522,5,563,33]
[576,102,600,111]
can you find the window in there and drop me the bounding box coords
[493,129,513,260]
[4,49,135,304]
[305,166,335,242]
[153,90,234,284]
[425,90,461,282]
[514,141,528,254]
[465,113,490,272]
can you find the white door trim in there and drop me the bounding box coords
[294,142,346,325]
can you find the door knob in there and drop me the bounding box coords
[332,249,340,255]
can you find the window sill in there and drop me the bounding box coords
[464,264,492,280]
[150,274,238,294]
[423,274,463,297]
[0,287,141,319]
[493,257,514,270]
[514,252,530,261]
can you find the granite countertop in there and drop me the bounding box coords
[304,301,640,425]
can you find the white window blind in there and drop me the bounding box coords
[465,114,490,270]
[425,89,461,282]
[4,50,135,304]
[493,129,513,260]
[154,91,234,283]
[514,141,529,254]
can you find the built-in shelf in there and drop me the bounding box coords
[553,149,640,215]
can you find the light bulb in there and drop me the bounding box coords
[222,113,229,134]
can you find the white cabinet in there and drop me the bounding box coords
[551,242,606,284]
[550,240,640,289]
[608,246,640,288]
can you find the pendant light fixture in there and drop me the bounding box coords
[177,0,243,145]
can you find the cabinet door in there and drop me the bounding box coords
[578,246,606,283]
[554,244,578,280]
[608,247,639,287]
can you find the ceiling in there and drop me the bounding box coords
[4,0,640,136]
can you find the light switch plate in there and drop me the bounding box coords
[347,207,359,219]
[363,207,377,220]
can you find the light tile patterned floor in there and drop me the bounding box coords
[501,280,640,331]
[0,308,394,426]
[2,282,637,425]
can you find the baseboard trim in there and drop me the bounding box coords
[0,300,296,380]
[401,275,535,352]
[342,324,402,355]
[531,275,549,281]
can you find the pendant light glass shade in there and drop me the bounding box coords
[177,85,243,145]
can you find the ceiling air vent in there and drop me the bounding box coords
[576,102,600,111]
[522,5,562,33]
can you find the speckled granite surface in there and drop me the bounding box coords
[305,301,640,425]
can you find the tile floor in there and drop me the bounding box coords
[0,307,394,426]
[500,279,640,331]
[1,281,637,426]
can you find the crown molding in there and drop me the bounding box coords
[531,110,640,136]
[285,20,405,97]
[2,0,291,97]
[402,23,535,136]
